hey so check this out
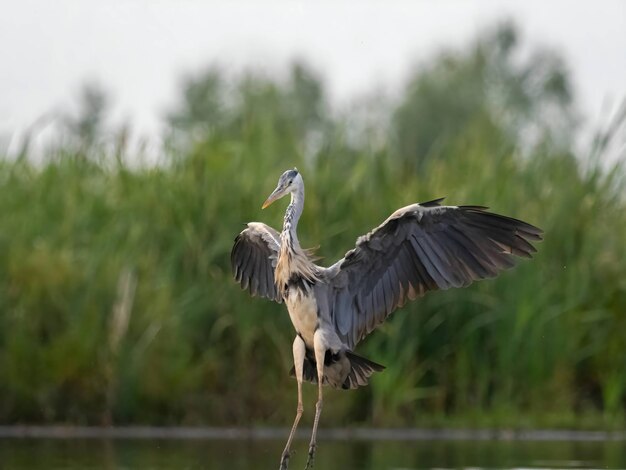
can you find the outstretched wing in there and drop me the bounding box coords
[327,198,543,349]
[231,222,282,303]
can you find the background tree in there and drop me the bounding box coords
[390,23,575,172]
[63,83,111,155]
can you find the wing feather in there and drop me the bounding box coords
[405,241,435,292]
[328,200,543,348]
[231,222,282,303]
[411,235,449,288]
[383,269,395,314]
[446,226,495,277]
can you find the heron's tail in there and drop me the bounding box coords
[342,351,385,390]
[289,351,385,390]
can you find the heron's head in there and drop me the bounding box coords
[262,168,300,209]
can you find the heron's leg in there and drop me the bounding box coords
[279,336,306,470]
[304,331,326,470]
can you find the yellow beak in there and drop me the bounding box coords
[261,197,274,209]
[262,190,281,209]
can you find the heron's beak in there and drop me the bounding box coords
[262,187,283,209]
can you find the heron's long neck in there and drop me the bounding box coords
[275,178,317,293]
[282,182,304,251]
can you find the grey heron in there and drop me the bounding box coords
[231,168,542,469]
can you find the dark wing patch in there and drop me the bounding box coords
[330,200,543,348]
[231,222,282,303]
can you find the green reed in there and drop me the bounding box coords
[0,122,623,428]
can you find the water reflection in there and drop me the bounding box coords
[0,438,624,469]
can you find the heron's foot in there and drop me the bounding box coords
[279,451,290,470]
[304,443,316,469]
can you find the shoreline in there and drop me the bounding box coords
[0,426,624,442]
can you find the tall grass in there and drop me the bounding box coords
[0,119,623,427]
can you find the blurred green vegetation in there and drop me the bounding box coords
[0,24,624,428]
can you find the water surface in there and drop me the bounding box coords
[1,437,624,469]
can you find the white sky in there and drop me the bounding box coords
[1,0,625,154]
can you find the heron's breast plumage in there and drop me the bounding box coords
[286,288,319,347]
[275,242,319,297]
